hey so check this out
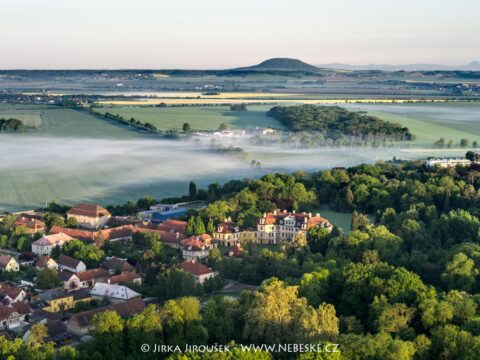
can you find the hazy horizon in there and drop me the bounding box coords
[1,0,479,69]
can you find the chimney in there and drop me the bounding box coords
[176,232,179,239]
[316,213,320,217]
[292,210,296,214]
[273,210,277,215]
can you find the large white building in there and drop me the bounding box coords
[256,210,332,244]
[31,233,74,256]
[66,203,111,229]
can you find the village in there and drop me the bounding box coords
[0,201,332,345]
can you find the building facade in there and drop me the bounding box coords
[256,210,332,244]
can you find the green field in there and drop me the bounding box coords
[345,103,480,147]
[0,104,144,139]
[93,105,286,131]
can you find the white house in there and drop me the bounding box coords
[57,255,86,273]
[177,260,217,284]
[66,203,111,229]
[90,283,141,304]
[31,233,74,256]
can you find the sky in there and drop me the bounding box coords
[0,0,479,69]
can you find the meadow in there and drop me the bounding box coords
[93,105,285,131]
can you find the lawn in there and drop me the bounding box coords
[93,105,286,131]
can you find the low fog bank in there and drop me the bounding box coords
[0,135,466,211]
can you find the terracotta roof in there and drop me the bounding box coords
[216,221,240,234]
[57,255,84,269]
[261,210,331,228]
[177,260,215,276]
[33,233,74,246]
[36,256,56,268]
[0,284,25,301]
[101,258,135,273]
[98,225,135,240]
[182,234,212,250]
[156,220,187,233]
[69,298,145,328]
[0,255,14,268]
[49,226,96,242]
[11,301,32,315]
[77,268,109,282]
[134,227,187,245]
[0,305,16,320]
[67,204,111,218]
[108,272,141,284]
[225,245,245,257]
[14,217,45,232]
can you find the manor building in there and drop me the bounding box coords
[256,210,332,244]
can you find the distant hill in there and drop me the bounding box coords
[235,58,320,72]
[317,61,480,72]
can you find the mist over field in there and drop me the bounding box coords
[0,133,467,211]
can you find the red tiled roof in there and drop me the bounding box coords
[216,221,240,234]
[101,258,135,273]
[0,255,14,268]
[134,227,187,245]
[0,284,25,301]
[182,234,212,250]
[36,256,56,268]
[108,272,141,284]
[11,301,32,315]
[99,225,135,240]
[177,260,214,276]
[66,204,111,218]
[77,268,109,282]
[156,220,187,233]
[69,298,145,328]
[49,226,96,242]
[0,305,15,320]
[14,217,45,232]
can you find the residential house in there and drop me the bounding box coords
[108,272,142,286]
[67,298,145,336]
[49,225,135,244]
[156,219,187,233]
[97,225,135,243]
[57,255,86,273]
[256,210,332,244]
[90,283,141,304]
[31,233,74,256]
[11,302,32,322]
[58,271,81,292]
[38,288,91,313]
[177,260,217,284]
[101,257,135,274]
[77,268,109,289]
[0,256,19,272]
[66,203,111,229]
[0,284,27,304]
[181,234,214,260]
[35,256,58,271]
[213,218,253,247]
[134,226,187,248]
[13,217,46,235]
[0,305,22,329]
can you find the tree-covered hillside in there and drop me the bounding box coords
[267,105,414,142]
